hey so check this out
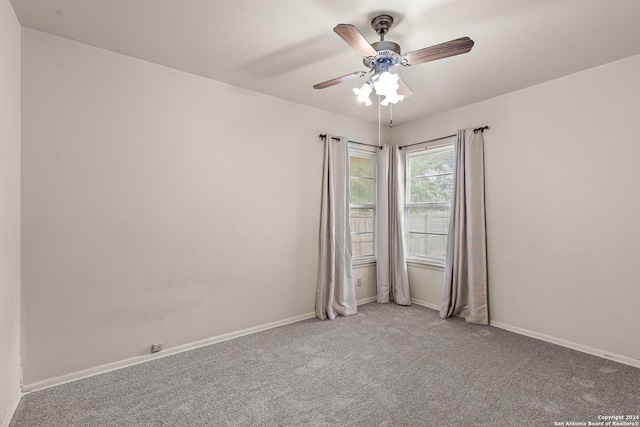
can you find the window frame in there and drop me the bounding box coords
[405,142,455,267]
[348,145,377,264]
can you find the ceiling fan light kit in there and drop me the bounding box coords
[314,14,475,108]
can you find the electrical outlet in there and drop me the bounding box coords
[357,278,362,287]
[151,342,163,353]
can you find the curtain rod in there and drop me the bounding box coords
[398,126,489,149]
[318,125,489,151]
[318,134,383,150]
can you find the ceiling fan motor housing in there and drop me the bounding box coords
[364,40,402,71]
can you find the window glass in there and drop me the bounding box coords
[349,152,376,259]
[406,145,455,263]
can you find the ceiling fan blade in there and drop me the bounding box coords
[404,37,474,66]
[397,75,413,100]
[313,71,367,89]
[333,24,378,58]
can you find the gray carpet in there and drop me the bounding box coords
[11,303,640,426]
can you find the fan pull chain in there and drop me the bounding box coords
[390,104,393,128]
[378,95,381,147]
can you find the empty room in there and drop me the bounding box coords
[1,0,639,426]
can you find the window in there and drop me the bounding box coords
[406,144,455,264]
[349,149,376,260]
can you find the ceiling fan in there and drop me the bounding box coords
[313,15,474,106]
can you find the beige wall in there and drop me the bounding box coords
[20,29,379,385]
[353,264,377,303]
[0,0,21,421]
[393,54,640,363]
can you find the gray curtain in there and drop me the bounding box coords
[440,129,488,325]
[376,145,411,305]
[315,135,358,320]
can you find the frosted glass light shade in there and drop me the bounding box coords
[373,72,404,106]
[353,83,373,106]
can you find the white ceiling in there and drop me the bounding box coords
[10,0,640,126]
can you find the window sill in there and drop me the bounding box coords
[352,258,377,268]
[406,259,445,271]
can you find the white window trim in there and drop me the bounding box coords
[349,144,377,263]
[404,141,455,267]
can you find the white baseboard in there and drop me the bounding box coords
[411,298,640,369]
[357,296,377,305]
[411,297,440,311]
[23,311,317,393]
[24,299,378,393]
[0,388,22,427]
[24,297,638,394]
[489,320,640,369]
